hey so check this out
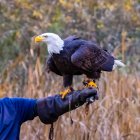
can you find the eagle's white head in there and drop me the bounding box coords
[35,33,64,54]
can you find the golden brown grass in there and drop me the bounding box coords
[0,56,140,140]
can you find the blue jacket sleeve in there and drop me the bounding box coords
[11,97,38,124]
[0,97,38,140]
[0,97,38,124]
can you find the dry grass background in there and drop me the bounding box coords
[0,54,140,140]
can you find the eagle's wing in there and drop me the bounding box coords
[47,56,62,75]
[71,43,114,72]
[64,35,81,42]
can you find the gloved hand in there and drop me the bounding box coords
[37,88,98,124]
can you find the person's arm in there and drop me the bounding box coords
[10,97,38,123]
[0,97,38,140]
[0,88,98,125]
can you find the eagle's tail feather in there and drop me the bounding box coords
[113,60,125,70]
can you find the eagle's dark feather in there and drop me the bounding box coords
[47,36,114,88]
[47,55,61,75]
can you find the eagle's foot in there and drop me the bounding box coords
[60,87,73,99]
[83,80,98,88]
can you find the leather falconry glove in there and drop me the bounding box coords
[36,88,98,124]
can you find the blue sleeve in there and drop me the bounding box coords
[0,97,38,139]
[11,98,37,123]
[0,97,38,124]
[11,97,38,123]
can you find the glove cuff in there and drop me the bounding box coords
[37,98,59,124]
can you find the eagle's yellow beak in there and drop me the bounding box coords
[35,36,44,43]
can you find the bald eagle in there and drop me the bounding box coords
[35,33,125,98]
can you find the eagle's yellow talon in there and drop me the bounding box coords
[60,88,71,98]
[84,80,98,88]
[87,81,97,88]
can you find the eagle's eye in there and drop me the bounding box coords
[43,35,48,38]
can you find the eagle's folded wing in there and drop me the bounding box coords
[71,44,113,72]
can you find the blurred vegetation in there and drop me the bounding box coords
[0,0,140,139]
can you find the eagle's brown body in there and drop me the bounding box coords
[47,36,114,87]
